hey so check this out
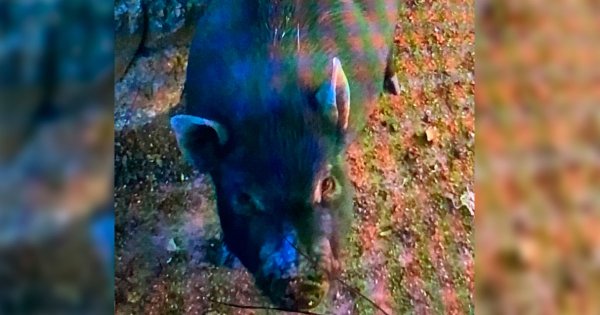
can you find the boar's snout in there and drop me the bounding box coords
[260,270,330,310]
[258,235,338,310]
[278,276,329,310]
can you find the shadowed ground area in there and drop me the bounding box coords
[115,0,474,314]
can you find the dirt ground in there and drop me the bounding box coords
[114,1,474,314]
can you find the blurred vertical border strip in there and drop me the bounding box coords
[477,0,600,314]
[0,0,114,313]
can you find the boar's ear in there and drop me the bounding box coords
[170,114,228,172]
[316,57,350,130]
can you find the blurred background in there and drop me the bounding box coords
[477,0,600,314]
[1,0,598,313]
[0,0,114,313]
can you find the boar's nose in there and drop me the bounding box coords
[276,277,328,310]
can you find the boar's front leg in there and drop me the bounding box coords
[383,44,401,95]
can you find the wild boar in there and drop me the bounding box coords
[171,0,399,310]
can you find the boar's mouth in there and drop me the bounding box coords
[268,274,329,310]
[256,238,340,310]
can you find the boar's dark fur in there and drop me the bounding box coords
[171,0,399,310]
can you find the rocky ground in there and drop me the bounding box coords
[115,0,474,314]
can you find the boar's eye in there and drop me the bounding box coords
[237,192,253,205]
[320,176,337,201]
[235,192,262,215]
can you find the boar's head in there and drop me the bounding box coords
[171,58,354,310]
